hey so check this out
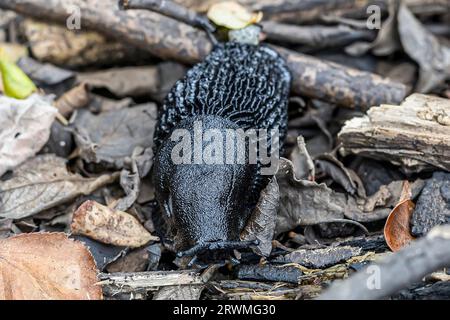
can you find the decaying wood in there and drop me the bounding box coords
[392,281,450,300]
[275,46,407,109]
[338,94,450,172]
[318,225,450,300]
[0,0,408,109]
[209,281,322,300]
[98,270,204,293]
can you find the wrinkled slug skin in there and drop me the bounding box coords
[153,42,291,250]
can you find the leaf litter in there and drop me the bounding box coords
[0,0,448,301]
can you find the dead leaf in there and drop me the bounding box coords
[276,158,379,232]
[384,199,416,251]
[315,153,363,196]
[207,1,262,30]
[0,154,117,219]
[73,104,157,169]
[0,232,102,300]
[398,3,450,92]
[106,244,161,273]
[346,0,400,56]
[115,147,153,212]
[74,235,127,271]
[276,158,347,234]
[241,177,279,257]
[289,136,315,180]
[0,94,57,177]
[77,67,160,98]
[106,247,150,273]
[0,43,28,63]
[17,56,75,86]
[71,200,159,248]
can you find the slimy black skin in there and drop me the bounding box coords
[153,41,291,259]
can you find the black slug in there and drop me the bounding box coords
[153,41,291,260]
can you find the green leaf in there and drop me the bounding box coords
[0,55,36,99]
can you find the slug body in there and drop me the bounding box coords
[153,42,291,257]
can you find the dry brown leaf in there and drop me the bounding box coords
[0,154,117,219]
[384,199,416,251]
[22,19,145,68]
[0,232,102,300]
[71,200,159,248]
[398,3,450,92]
[77,67,160,98]
[73,104,157,168]
[207,1,262,30]
[0,94,57,177]
[241,177,279,257]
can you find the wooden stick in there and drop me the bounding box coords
[120,0,215,32]
[98,270,204,291]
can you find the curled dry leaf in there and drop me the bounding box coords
[276,158,346,234]
[345,0,400,56]
[241,177,279,257]
[207,1,262,30]
[77,67,160,98]
[398,3,450,92]
[289,136,314,181]
[0,232,102,300]
[71,200,159,248]
[73,104,157,169]
[0,94,57,177]
[0,154,117,219]
[384,199,416,251]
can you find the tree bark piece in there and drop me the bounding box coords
[98,270,204,293]
[338,93,450,172]
[275,46,407,109]
[0,0,408,109]
[318,225,450,300]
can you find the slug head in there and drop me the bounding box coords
[153,116,258,259]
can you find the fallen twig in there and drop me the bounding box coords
[318,225,450,299]
[119,0,215,32]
